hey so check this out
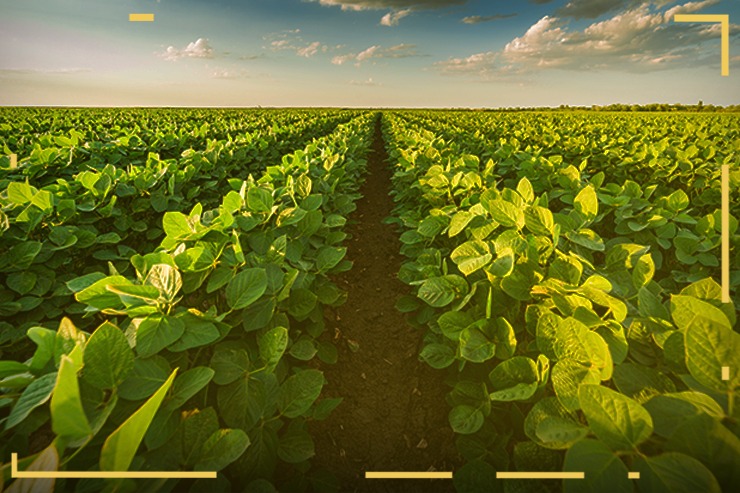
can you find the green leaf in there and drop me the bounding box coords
[259,327,288,371]
[488,357,539,401]
[460,325,495,363]
[644,392,724,438]
[181,408,219,466]
[117,356,169,400]
[211,343,250,385]
[100,369,177,471]
[449,210,475,237]
[50,355,91,439]
[574,185,598,222]
[75,275,130,311]
[246,187,273,213]
[316,247,346,273]
[195,429,250,471]
[289,338,317,361]
[664,413,740,488]
[633,453,721,493]
[666,190,690,212]
[486,199,524,229]
[168,313,220,352]
[579,384,653,451]
[449,405,485,435]
[226,268,268,310]
[83,322,134,390]
[420,343,455,369]
[438,311,475,341]
[7,271,37,295]
[451,240,492,276]
[685,318,740,393]
[145,264,182,301]
[563,439,631,493]
[277,420,315,463]
[7,181,36,204]
[169,367,214,408]
[525,397,585,450]
[552,359,601,411]
[278,370,324,418]
[418,276,457,307]
[135,314,185,358]
[670,295,731,332]
[525,206,555,236]
[5,373,57,430]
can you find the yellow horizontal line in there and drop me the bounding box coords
[628,472,641,479]
[12,454,215,479]
[497,472,585,479]
[129,13,155,22]
[674,14,727,23]
[365,472,453,479]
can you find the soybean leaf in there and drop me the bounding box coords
[278,370,324,419]
[226,268,268,310]
[100,369,177,471]
[633,453,721,493]
[83,322,134,390]
[50,355,91,439]
[579,384,653,451]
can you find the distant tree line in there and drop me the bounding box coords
[479,102,740,112]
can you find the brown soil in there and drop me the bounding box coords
[310,114,460,492]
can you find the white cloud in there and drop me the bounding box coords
[161,38,214,61]
[333,43,419,66]
[267,31,326,58]
[297,41,323,57]
[306,0,466,10]
[462,14,517,24]
[380,9,412,26]
[436,0,730,78]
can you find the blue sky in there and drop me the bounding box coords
[0,0,738,107]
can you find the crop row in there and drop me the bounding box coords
[1,110,376,492]
[383,111,739,493]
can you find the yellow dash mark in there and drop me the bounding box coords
[496,472,585,479]
[628,472,641,480]
[722,366,731,381]
[722,164,730,303]
[11,454,216,479]
[129,13,155,22]
[674,14,729,76]
[365,472,453,479]
[9,153,17,168]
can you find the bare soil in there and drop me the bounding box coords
[310,114,460,492]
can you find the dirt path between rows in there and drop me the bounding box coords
[310,114,459,492]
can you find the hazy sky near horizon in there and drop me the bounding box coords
[0,0,738,107]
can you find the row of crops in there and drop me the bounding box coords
[1,107,738,493]
[0,108,376,492]
[383,111,739,492]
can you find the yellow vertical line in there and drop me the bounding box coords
[10,153,17,168]
[12,453,18,477]
[721,16,729,76]
[723,163,730,303]
[722,366,731,381]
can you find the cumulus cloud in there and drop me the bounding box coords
[306,0,466,10]
[266,30,326,58]
[332,43,419,66]
[436,0,730,78]
[161,38,214,61]
[462,14,517,24]
[380,9,412,26]
[297,41,324,57]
